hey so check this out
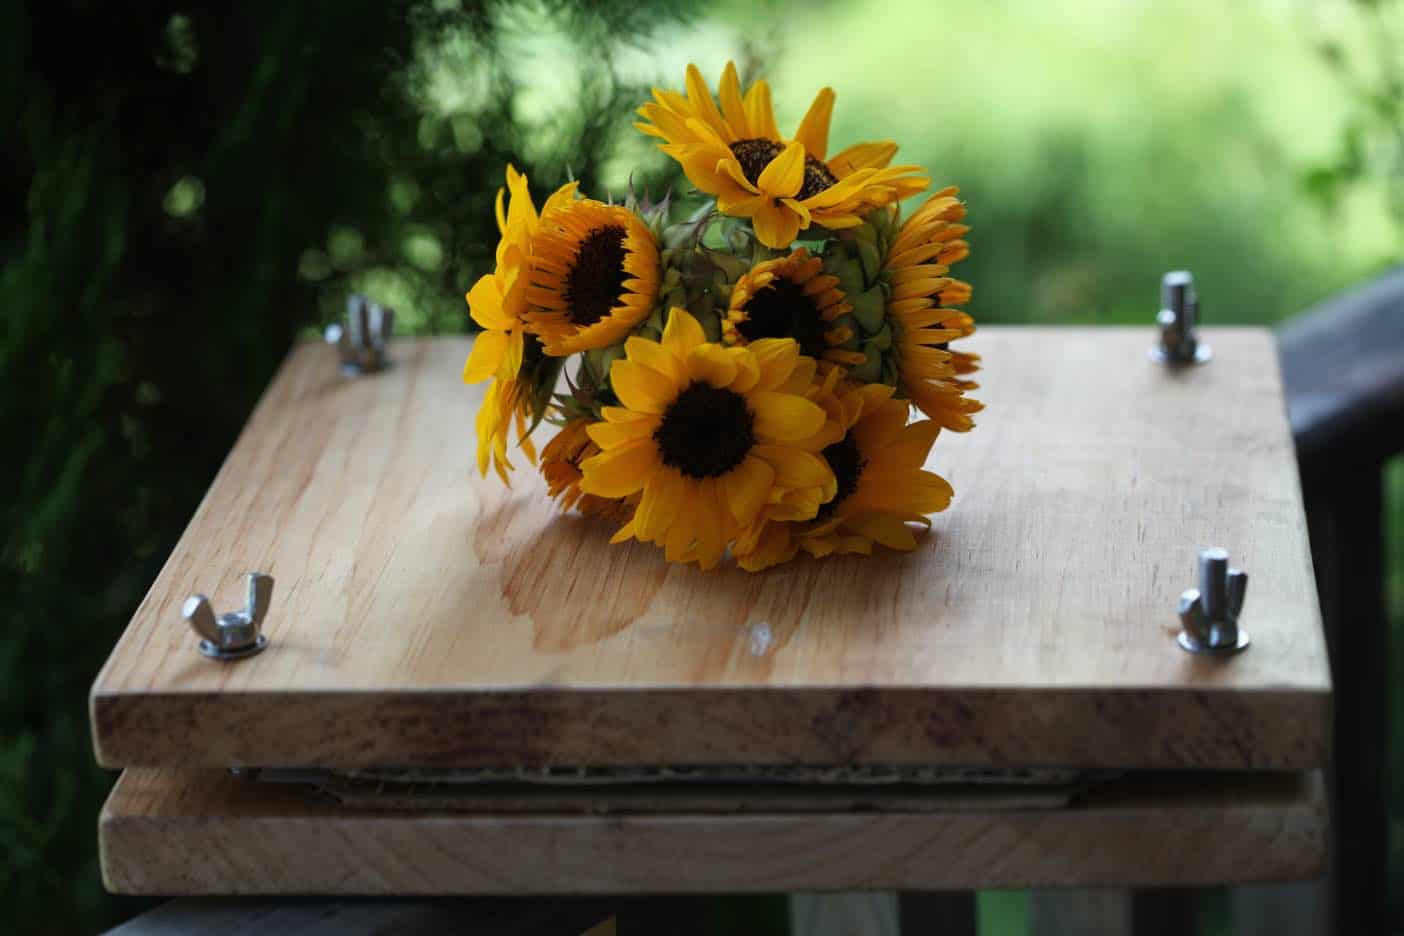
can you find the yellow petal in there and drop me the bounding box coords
[752,444,834,491]
[727,347,761,393]
[494,329,523,381]
[717,191,769,217]
[749,338,801,391]
[717,157,762,197]
[609,516,639,545]
[685,63,731,140]
[720,456,775,527]
[736,520,799,572]
[635,466,684,543]
[751,392,827,441]
[587,415,660,449]
[857,469,954,516]
[661,307,706,356]
[777,354,817,395]
[718,61,750,136]
[601,405,657,424]
[850,397,910,452]
[463,329,507,384]
[692,478,726,570]
[625,336,685,384]
[543,180,580,215]
[751,200,804,249]
[503,165,538,231]
[757,141,804,197]
[664,496,698,564]
[579,440,658,498]
[793,87,835,161]
[826,141,898,177]
[610,359,678,414]
[674,146,736,196]
[743,79,778,140]
[780,197,811,227]
[888,418,943,467]
[852,513,919,551]
[687,343,739,388]
[467,275,511,331]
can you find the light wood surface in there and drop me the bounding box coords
[99,767,1326,895]
[90,328,1329,770]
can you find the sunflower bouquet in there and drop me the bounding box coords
[464,62,981,572]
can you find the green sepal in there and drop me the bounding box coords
[519,335,566,433]
[856,238,883,284]
[881,355,901,388]
[850,285,887,334]
[849,345,883,383]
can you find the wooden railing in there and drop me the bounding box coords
[1279,268,1404,936]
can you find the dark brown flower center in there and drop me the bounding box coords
[565,225,628,327]
[654,381,755,480]
[728,138,838,200]
[736,278,829,359]
[816,432,865,521]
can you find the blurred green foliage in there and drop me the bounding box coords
[4,0,1403,933]
[747,0,1398,325]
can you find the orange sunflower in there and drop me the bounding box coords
[723,247,865,372]
[522,198,660,356]
[881,187,981,431]
[635,62,928,248]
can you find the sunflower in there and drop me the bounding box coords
[523,199,660,356]
[881,187,982,431]
[635,62,928,248]
[723,248,866,372]
[463,165,576,480]
[578,308,839,570]
[735,380,952,571]
[539,419,635,523]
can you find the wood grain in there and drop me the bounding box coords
[99,767,1327,895]
[89,328,1330,770]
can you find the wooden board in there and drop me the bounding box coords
[99,767,1326,895]
[89,328,1330,770]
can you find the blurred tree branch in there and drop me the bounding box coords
[1305,0,1404,244]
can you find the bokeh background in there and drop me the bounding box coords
[5,0,1403,932]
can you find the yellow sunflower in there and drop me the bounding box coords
[735,381,953,571]
[578,308,839,570]
[540,419,635,523]
[523,199,660,356]
[723,247,865,372]
[882,187,982,431]
[463,165,576,481]
[635,62,928,248]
